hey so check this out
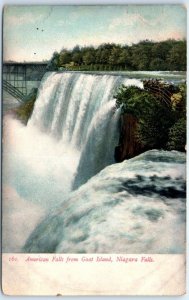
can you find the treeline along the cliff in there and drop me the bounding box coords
[47,39,186,71]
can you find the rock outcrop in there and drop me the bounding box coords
[114,113,143,162]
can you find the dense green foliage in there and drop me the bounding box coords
[47,40,186,71]
[167,118,186,151]
[14,88,38,125]
[114,82,186,151]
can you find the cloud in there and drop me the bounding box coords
[57,20,65,26]
[5,12,44,27]
[109,12,149,30]
[154,29,185,42]
[57,10,85,27]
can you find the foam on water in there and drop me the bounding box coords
[23,150,186,254]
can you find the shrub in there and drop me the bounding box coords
[167,118,186,151]
[114,82,186,151]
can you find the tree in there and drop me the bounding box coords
[46,51,60,71]
[115,85,152,117]
[150,40,173,70]
[114,82,184,150]
[59,50,72,66]
[150,58,165,70]
[130,40,153,70]
[167,118,186,151]
[72,45,80,52]
[108,46,121,67]
[118,47,132,69]
[167,41,186,71]
[83,51,95,65]
[72,52,82,65]
[47,39,187,71]
[96,48,110,65]
[137,101,175,149]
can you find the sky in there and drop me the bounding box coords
[3,5,187,62]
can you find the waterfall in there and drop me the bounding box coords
[3,71,186,254]
[73,100,120,189]
[28,72,143,188]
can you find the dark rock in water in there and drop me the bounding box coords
[115,113,143,162]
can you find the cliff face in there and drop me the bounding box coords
[10,88,38,125]
[114,113,143,162]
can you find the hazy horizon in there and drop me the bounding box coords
[3,38,187,64]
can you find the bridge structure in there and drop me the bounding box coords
[3,62,48,102]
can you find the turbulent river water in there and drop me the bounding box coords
[2,71,186,253]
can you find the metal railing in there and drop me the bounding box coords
[3,80,25,103]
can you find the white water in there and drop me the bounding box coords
[24,150,186,254]
[2,71,186,253]
[29,72,142,147]
[29,72,143,187]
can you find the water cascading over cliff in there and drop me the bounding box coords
[3,72,186,254]
[28,72,143,189]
